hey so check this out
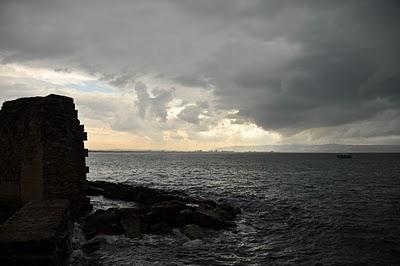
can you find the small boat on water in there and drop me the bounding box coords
[336,153,352,159]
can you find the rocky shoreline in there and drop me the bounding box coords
[83,181,241,241]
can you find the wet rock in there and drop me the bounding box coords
[213,207,234,220]
[175,209,194,226]
[182,239,203,248]
[83,208,140,239]
[121,214,142,239]
[84,221,124,240]
[147,222,172,234]
[192,208,236,229]
[86,185,104,196]
[189,196,217,208]
[86,181,184,204]
[182,224,208,240]
[85,209,120,226]
[81,238,103,253]
[84,181,241,239]
[217,199,241,218]
[145,200,188,226]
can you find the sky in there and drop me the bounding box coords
[0,0,399,150]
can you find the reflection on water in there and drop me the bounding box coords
[71,152,400,265]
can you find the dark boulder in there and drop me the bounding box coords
[147,222,172,234]
[192,208,236,229]
[121,214,142,239]
[83,181,241,239]
[86,181,185,204]
[189,196,217,208]
[145,200,188,225]
[81,238,103,253]
[86,185,104,196]
[175,209,194,227]
[83,208,140,239]
[217,199,241,218]
[213,207,235,220]
[182,224,209,240]
[85,209,120,226]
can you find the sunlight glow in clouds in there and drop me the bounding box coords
[0,63,279,150]
[1,1,399,148]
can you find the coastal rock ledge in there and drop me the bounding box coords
[83,181,241,240]
[0,200,71,265]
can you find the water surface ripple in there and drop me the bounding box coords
[72,153,400,265]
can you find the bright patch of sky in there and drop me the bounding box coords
[67,81,114,93]
[0,62,280,150]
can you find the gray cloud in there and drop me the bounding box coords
[178,1,400,135]
[0,0,399,142]
[177,101,209,124]
[99,72,139,89]
[134,82,174,122]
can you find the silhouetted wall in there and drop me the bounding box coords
[0,94,90,212]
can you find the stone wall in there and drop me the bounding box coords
[0,94,90,213]
[0,199,72,265]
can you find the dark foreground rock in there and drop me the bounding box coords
[86,181,186,204]
[83,207,141,239]
[121,214,142,238]
[182,224,209,240]
[0,206,17,224]
[84,181,241,239]
[81,238,103,254]
[0,200,71,265]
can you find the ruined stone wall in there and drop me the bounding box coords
[40,95,89,211]
[0,94,89,212]
[0,97,43,207]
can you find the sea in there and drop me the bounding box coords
[69,152,400,265]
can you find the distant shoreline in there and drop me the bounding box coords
[89,150,400,154]
[89,144,400,153]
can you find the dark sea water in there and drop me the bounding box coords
[70,152,400,265]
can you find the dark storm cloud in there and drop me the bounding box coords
[177,1,400,134]
[0,0,399,139]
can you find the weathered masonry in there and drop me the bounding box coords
[0,200,72,264]
[0,94,90,213]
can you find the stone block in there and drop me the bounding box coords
[0,200,72,265]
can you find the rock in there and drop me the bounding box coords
[182,224,208,240]
[81,238,103,253]
[213,207,235,220]
[217,199,241,218]
[83,208,139,239]
[71,223,86,249]
[121,214,141,239]
[147,222,172,234]
[175,209,194,226]
[87,181,183,204]
[86,185,104,196]
[0,206,17,224]
[87,181,241,221]
[83,181,241,237]
[182,239,203,248]
[117,207,143,219]
[84,221,124,240]
[145,200,188,225]
[85,209,120,226]
[189,196,217,208]
[0,200,72,265]
[192,208,236,229]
